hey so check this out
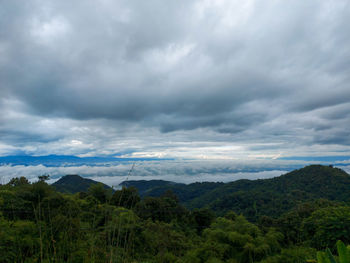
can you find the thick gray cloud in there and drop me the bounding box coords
[1,0,350,158]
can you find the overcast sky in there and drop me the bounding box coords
[1,0,350,160]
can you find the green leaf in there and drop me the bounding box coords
[325,248,337,263]
[337,240,350,263]
[317,251,329,263]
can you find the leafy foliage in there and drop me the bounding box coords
[0,165,349,262]
[316,240,350,263]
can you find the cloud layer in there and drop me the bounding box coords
[0,158,302,185]
[1,0,350,159]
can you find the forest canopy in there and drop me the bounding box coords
[0,165,349,262]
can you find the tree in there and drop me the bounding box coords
[316,240,350,263]
[135,195,188,223]
[88,183,111,203]
[38,174,50,182]
[185,215,283,263]
[110,186,140,209]
[302,206,350,250]
[8,177,30,186]
[192,208,215,234]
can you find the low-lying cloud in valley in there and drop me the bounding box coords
[2,158,349,186]
[0,159,295,186]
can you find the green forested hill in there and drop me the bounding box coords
[120,180,185,196]
[123,180,225,201]
[190,165,350,218]
[124,165,350,220]
[52,174,113,193]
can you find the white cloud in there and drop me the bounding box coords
[0,158,306,185]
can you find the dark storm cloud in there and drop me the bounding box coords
[1,0,350,157]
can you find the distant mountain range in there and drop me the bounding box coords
[0,154,170,166]
[52,165,350,220]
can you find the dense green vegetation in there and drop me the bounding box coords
[0,165,349,262]
[315,240,350,263]
[125,165,350,221]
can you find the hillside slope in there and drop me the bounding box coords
[194,165,349,218]
[122,165,350,220]
[120,180,184,196]
[52,174,113,193]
